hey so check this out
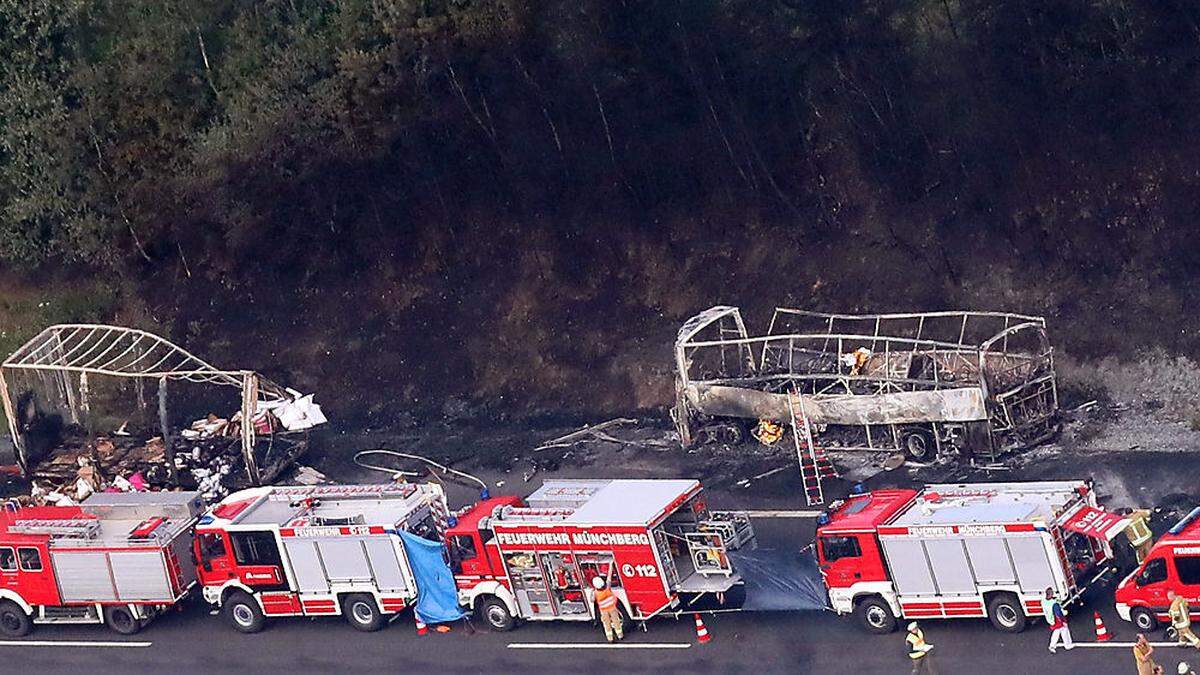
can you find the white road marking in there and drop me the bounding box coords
[0,640,152,648]
[1065,642,1177,648]
[744,510,822,518]
[507,643,691,650]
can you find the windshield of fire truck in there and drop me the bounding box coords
[448,535,478,573]
[197,532,227,565]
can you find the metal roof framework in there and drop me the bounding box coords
[0,324,288,483]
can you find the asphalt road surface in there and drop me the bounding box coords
[0,516,1183,675]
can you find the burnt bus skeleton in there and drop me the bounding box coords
[673,307,1060,463]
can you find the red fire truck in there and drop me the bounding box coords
[444,478,754,631]
[1115,506,1200,631]
[816,480,1128,633]
[194,482,448,632]
[0,491,201,637]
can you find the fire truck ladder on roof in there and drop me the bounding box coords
[788,389,838,506]
[8,518,101,538]
[267,484,417,501]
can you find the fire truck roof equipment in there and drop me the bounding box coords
[501,479,702,527]
[0,491,201,548]
[203,483,440,530]
[890,482,1090,527]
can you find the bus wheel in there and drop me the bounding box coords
[0,601,30,637]
[854,597,896,634]
[342,594,384,632]
[104,606,142,635]
[900,428,936,462]
[479,597,515,632]
[224,592,265,633]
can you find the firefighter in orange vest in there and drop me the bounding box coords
[592,575,624,642]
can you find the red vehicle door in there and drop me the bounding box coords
[195,530,237,586]
[817,533,880,588]
[0,544,58,606]
[1132,553,1172,619]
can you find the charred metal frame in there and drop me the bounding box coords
[0,324,297,484]
[673,307,1059,461]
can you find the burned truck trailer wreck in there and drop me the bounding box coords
[673,307,1059,462]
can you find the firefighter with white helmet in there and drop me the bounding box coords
[906,622,937,674]
[592,574,624,642]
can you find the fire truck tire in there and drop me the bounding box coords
[986,594,1026,633]
[853,597,897,634]
[224,592,265,633]
[103,606,142,635]
[341,594,384,632]
[0,601,31,637]
[478,597,516,632]
[900,428,936,462]
[1131,607,1158,631]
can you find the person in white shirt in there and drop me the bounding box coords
[1042,587,1074,653]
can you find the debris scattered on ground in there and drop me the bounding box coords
[736,465,789,489]
[533,418,637,451]
[284,464,330,486]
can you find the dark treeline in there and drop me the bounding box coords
[2,1,1200,421]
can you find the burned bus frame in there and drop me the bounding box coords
[0,324,300,485]
[673,307,1059,462]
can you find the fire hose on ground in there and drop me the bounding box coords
[353,448,490,498]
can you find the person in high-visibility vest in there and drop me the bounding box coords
[905,621,937,674]
[1169,590,1200,649]
[592,576,624,642]
[1042,587,1074,653]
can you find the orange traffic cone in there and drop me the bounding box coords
[415,613,429,636]
[693,613,711,644]
[1093,611,1112,642]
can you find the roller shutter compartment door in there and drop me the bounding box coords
[284,540,329,592]
[111,551,172,601]
[1006,537,1055,593]
[364,539,407,592]
[317,539,371,581]
[51,551,116,602]
[880,538,937,595]
[924,539,975,595]
[964,538,1017,585]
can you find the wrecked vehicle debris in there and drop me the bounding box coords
[0,324,325,500]
[673,307,1061,463]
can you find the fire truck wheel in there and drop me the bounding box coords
[341,594,384,632]
[224,592,265,633]
[478,597,516,632]
[900,428,936,462]
[1131,607,1158,632]
[0,601,31,637]
[986,594,1026,633]
[103,606,142,635]
[853,597,896,634]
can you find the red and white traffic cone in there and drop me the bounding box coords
[1093,611,1112,642]
[693,613,711,644]
[415,613,429,636]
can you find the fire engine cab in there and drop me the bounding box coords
[195,482,448,633]
[444,478,754,631]
[0,491,201,637]
[1116,506,1200,631]
[817,481,1127,634]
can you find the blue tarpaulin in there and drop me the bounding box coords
[729,547,828,611]
[399,531,466,623]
